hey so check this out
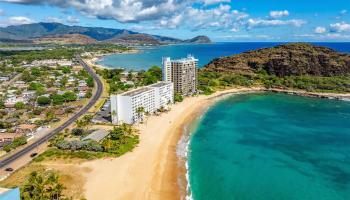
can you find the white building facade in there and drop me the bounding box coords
[111,82,174,124]
[162,55,198,95]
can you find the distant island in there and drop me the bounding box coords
[199,43,350,94]
[0,22,211,45]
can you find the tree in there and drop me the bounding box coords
[14,101,25,109]
[148,66,162,80]
[62,91,77,102]
[135,106,145,123]
[174,93,183,102]
[110,126,124,140]
[37,96,51,106]
[71,128,84,136]
[46,110,56,121]
[30,67,41,76]
[0,100,4,109]
[3,136,27,152]
[51,94,65,105]
[29,82,46,95]
[21,171,65,200]
[60,76,68,87]
[86,76,94,87]
[61,66,71,74]
[85,90,92,98]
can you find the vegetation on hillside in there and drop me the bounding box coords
[200,43,350,94]
[198,71,350,94]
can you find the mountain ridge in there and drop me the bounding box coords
[0,22,211,45]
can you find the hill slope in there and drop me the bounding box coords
[0,22,211,45]
[204,43,350,77]
[33,34,97,44]
[183,36,211,43]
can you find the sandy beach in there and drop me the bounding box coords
[79,87,263,200]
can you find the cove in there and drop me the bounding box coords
[188,93,350,200]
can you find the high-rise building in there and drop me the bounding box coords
[162,55,198,96]
[110,82,174,124]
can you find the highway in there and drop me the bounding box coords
[0,55,103,168]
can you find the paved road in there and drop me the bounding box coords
[0,55,103,168]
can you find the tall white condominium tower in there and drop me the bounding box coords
[162,55,198,95]
[110,82,174,124]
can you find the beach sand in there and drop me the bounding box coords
[80,87,263,200]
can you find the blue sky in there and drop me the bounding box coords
[0,0,349,42]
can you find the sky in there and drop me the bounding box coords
[0,0,349,42]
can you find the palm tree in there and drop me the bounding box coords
[135,106,145,123]
[21,171,65,200]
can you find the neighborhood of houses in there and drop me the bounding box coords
[0,57,93,151]
[0,53,199,160]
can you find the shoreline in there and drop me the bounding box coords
[168,88,350,200]
[79,87,349,200]
[90,49,140,69]
[79,87,263,200]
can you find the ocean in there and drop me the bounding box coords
[97,42,350,71]
[98,42,350,199]
[188,93,350,200]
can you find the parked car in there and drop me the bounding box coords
[5,167,13,172]
[30,153,38,157]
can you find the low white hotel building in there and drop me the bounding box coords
[111,82,174,124]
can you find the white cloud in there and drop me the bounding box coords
[295,33,350,40]
[0,0,191,23]
[232,10,249,20]
[314,26,326,34]
[0,16,35,27]
[66,16,79,24]
[269,10,289,18]
[0,9,5,16]
[219,34,272,40]
[247,18,306,29]
[202,0,230,5]
[330,22,350,32]
[157,4,243,30]
[44,16,63,23]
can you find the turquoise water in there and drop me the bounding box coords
[188,93,350,200]
[98,42,350,70]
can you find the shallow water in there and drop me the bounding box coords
[188,93,350,200]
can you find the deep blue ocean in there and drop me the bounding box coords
[188,93,350,200]
[97,42,350,70]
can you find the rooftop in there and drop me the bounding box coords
[149,82,171,88]
[172,55,198,63]
[121,87,153,97]
[83,129,109,142]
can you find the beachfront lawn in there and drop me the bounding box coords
[34,124,139,162]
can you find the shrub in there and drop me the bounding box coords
[174,93,183,102]
[3,136,27,152]
[55,140,104,152]
[14,102,25,109]
[37,96,51,106]
[62,91,77,102]
[71,128,84,136]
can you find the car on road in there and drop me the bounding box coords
[5,167,13,172]
[30,153,38,157]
